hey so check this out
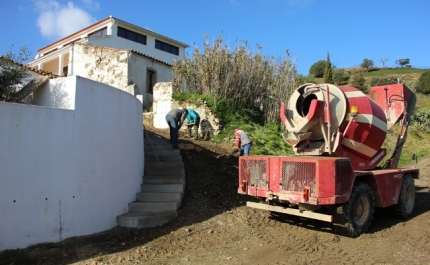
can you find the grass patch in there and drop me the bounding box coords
[361,68,426,77]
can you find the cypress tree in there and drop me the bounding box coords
[323,52,333,83]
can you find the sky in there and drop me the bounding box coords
[0,0,429,75]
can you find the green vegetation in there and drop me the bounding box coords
[415,69,430,94]
[309,60,326,78]
[172,33,299,125]
[350,73,368,93]
[0,45,31,102]
[332,69,349,85]
[360,58,374,70]
[323,53,333,83]
[358,67,426,77]
[395,58,410,68]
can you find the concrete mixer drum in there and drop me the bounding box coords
[284,83,348,141]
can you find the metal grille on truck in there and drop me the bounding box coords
[281,161,316,192]
[241,159,267,188]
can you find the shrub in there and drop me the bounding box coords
[415,69,430,94]
[410,107,430,133]
[332,69,349,85]
[350,73,368,93]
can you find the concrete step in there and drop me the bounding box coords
[146,155,182,162]
[144,143,173,150]
[116,212,178,228]
[128,201,179,213]
[145,161,184,170]
[145,136,170,145]
[141,183,184,193]
[136,191,182,202]
[144,168,185,176]
[145,149,180,156]
[143,175,185,184]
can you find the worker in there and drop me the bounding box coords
[165,108,188,149]
[233,127,252,156]
[185,109,200,139]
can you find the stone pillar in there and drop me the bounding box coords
[152,82,173,129]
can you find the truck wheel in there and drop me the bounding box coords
[342,182,374,237]
[392,174,415,218]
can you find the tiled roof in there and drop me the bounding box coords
[130,50,173,67]
[0,56,57,78]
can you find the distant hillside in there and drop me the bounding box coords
[357,67,426,83]
[315,67,426,86]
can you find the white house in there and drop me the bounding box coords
[27,16,188,108]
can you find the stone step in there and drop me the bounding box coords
[144,168,185,176]
[142,175,185,184]
[128,201,179,213]
[145,161,184,170]
[116,212,178,229]
[146,155,183,162]
[145,149,180,156]
[136,191,182,202]
[141,183,184,193]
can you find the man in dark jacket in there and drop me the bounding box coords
[165,108,188,149]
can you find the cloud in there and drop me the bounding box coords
[34,0,98,40]
[81,0,100,10]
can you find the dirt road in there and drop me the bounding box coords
[1,124,429,265]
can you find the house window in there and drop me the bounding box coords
[155,40,179,55]
[117,26,146,45]
[88,27,107,38]
[147,70,156,94]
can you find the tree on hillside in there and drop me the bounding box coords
[172,34,299,124]
[360,58,374,71]
[415,69,430,94]
[323,52,333,83]
[0,45,31,102]
[350,73,368,93]
[395,58,410,67]
[378,57,389,68]
[309,60,326,78]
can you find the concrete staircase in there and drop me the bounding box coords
[116,133,185,228]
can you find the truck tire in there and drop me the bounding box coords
[342,182,375,237]
[392,174,415,218]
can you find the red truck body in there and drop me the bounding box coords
[238,83,419,236]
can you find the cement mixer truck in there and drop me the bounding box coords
[238,83,419,236]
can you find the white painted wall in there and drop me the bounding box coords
[0,76,144,251]
[87,23,185,64]
[31,77,76,109]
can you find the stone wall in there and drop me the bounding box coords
[151,82,224,137]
